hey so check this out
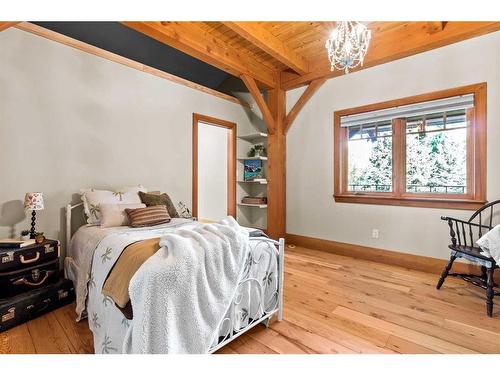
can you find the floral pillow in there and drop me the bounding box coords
[80,185,147,225]
[176,201,193,219]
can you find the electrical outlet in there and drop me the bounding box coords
[372,229,379,239]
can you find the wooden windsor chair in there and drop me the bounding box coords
[438,200,500,317]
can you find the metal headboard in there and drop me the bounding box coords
[65,202,84,250]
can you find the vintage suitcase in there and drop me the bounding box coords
[0,258,60,298]
[0,240,59,273]
[0,278,75,332]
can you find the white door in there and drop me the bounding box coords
[197,121,228,222]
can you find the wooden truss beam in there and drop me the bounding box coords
[266,83,286,239]
[282,21,500,89]
[0,22,20,32]
[122,21,277,88]
[241,74,276,134]
[285,78,326,133]
[223,22,309,75]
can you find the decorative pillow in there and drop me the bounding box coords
[125,205,171,227]
[177,201,193,219]
[100,203,146,228]
[80,185,147,225]
[139,191,179,218]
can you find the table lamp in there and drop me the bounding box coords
[24,192,44,239]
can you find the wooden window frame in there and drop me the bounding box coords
[333,83,487,210]
[192,113,237,219]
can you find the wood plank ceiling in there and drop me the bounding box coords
[123,21,500,90]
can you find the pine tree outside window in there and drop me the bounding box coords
[405,111,467,194]
[334,83,486,210]
[347,121,393,193]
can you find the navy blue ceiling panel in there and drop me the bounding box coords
[33,22,234,92]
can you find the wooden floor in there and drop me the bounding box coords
[1,245,499,354]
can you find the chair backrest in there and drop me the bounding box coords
[442,200,500,248]
[468,199,500,237]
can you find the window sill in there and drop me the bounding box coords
[333,194,486,210]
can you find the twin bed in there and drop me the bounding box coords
[64,201,284,354]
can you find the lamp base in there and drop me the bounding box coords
[30,210,37,239]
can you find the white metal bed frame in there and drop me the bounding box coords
[65,201,284,353]
[66,202,85,251]
[208,236,284,353]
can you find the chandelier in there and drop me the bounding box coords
[325,21,371,74]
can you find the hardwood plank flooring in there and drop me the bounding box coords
[27,312,77,354]
[0,245,498,354]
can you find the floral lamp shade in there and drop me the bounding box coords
[24,192,44,211]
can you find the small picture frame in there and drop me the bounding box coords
[244,159,263,181]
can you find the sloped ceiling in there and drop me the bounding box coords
[34,22,236,94]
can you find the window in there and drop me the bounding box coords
[348,121,393,193]
[405,110,467,194]
[334,83,486,210]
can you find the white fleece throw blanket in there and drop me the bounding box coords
[477,224,500,264]
[122,217,250,354]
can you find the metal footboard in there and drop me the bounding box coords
[208,237,285,353]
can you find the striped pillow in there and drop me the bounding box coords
[125,205,171,227]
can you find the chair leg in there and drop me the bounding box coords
[481,266,487,281]
[486,267,494,317]
[437,254,456,290]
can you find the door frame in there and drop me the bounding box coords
[192,113,237,220]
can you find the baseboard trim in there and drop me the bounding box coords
[285,233,490,278]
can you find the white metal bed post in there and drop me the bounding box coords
[278,237,285,321]
[65,202,84,254]
[65,204,72,252]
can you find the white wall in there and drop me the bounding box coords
[0,28,256,245]
[198,122,228,221]
[287,31,500,260]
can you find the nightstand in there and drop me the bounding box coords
[0,239,75,333]
[0,239,60,298]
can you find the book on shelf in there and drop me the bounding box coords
[0,239,36,248]
[241,196,267,205]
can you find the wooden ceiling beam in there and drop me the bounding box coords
[241,74,276,134]
[122,21,277,88]
[282,21,500,90]
[222,22,309,75]
[426,21,447,34]
[285,78,326,133]
[0,22,20,32]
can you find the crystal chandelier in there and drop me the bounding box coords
[325,21,371,74]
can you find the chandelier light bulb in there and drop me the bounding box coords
[345,40,352,53]
[356,23,365,36]
[325,21,371,74]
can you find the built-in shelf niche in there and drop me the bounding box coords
[236,132,268,231]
